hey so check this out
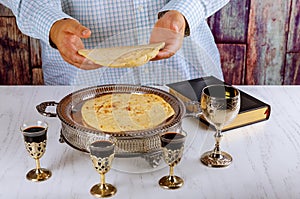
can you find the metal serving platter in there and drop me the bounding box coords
[37,84,186,158]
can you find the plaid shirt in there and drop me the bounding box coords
[3,0,229,85]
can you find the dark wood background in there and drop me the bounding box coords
[1,0,299,85]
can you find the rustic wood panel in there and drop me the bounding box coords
[32,68,44,85]
[218,44,246,85]
[287,0,300,52]
[0,4,43,85]
[284,53,300,84]
[0,17,31,85]
[208,0,250,43]
[0,4,13,16]
[246,0,291,85]
[30,38,42,68]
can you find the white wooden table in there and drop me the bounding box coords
[0,85,299,198]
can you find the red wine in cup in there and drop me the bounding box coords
[161,132,185,150]
[90,140,114,158]
[23,126,47,143]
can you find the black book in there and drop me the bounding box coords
[167,76,271,131]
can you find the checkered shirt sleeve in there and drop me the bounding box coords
[1,0,71,46]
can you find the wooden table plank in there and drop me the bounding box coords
[209,0,250,43]
[30,38,43,84]
[32,68,44,85]
[218,44,246,85]
[284,53,300,84]
[29,38,42,67]
[246,0,291,84]
[0,4,13,17]
[287,0,300,52]
[0,17,30,85]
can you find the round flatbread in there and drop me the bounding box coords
[81,93,175,132]
[78,42,165,68]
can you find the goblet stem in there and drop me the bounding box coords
[100,173,106,188]
[211,130,223,158]
[168,166,177,184]
[26,158,51,181]
[200,129,233,167]
[159,165,184,189]
[90,173,117,197]
[169,166,174,177]
[35,159,41,170]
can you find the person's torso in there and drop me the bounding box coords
[41,0,223,85]
[61,0,169,48]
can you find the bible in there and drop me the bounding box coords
[167,76,271,131]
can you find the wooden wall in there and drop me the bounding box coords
[209,0,300,85]
[0,0,300,85]
[0,5,43,85]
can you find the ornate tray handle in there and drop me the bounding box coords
[36,101,59,117]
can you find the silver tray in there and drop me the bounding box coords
[37,84,186,158]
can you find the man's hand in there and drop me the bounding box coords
[50,18,101,70]
[150,10,186,60]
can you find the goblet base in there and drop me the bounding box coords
[159,175,184,190]
[90,183,117,198]
[26,168,52,182]
[200,150,232,167]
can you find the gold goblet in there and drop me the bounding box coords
[89,135,117,198]
[200,85,240,167]
[158,130,186,190]
[21,120,52,182]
